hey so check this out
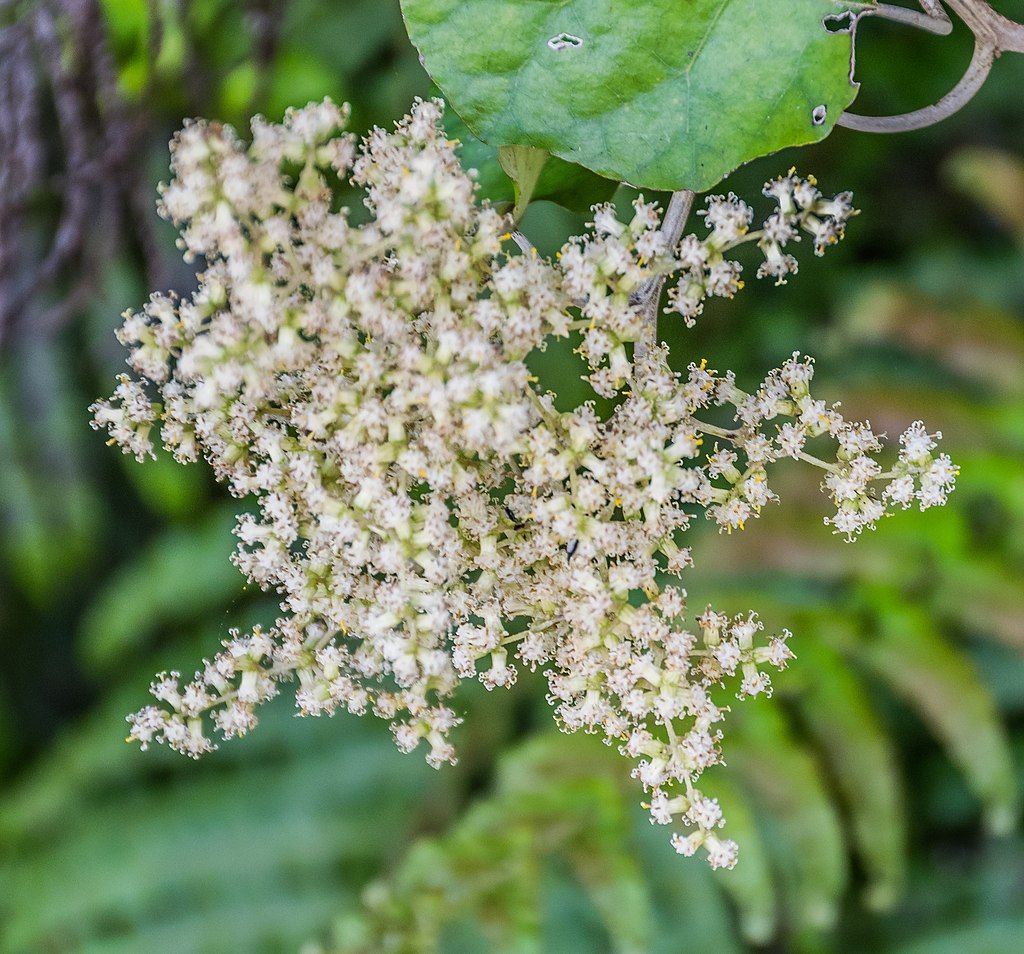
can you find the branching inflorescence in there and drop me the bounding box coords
[93,99,956,868]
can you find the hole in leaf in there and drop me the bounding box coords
[823,11,854,34]
[547,32,584,52]
[812,104,828,125]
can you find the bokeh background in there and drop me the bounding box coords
[1,1,1023,951]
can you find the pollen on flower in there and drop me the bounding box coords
[93,97,955,870]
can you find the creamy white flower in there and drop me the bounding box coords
[95,98,953,870]
[665,173,855,324]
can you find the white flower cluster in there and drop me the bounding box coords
[709,353,958,539]
[667,173,856,325]
[93,98,954,869]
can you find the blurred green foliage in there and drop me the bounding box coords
[1,2,1023,952]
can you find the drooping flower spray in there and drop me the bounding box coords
[94,99,955,868]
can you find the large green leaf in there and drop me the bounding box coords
[0,343,103,600]
[833,595,1020,836]
[790,638,906,910]
[700,774,777,944]
[401,0,860,191]
[0,629,433,953]
[78,506,245,675]
[329,732,746,954]
[331,735,650,953]
[726,701,849,934]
